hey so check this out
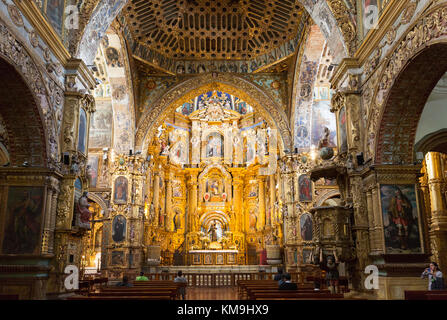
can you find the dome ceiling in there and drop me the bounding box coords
[123,0,305,60]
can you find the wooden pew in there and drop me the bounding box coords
[427,294,447,300]
[405,290,447,300]
[0,294,19,300]
[251,292,345,300]
[68,295,171,300]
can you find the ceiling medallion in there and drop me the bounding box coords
[8,4,24,27]
[29,30,39,48]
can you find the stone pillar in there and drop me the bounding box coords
[257,176,266,231]
[426,152,447,270]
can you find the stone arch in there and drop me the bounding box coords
[0,57,47,167]
[76,1,349,66]
[136,73,292,153]
[87,192,110,217]
[415,129,447,156]
[371,4,447,164]
[0,19,62,168]
[314,189,341,207]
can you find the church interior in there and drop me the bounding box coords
[1,0,447,301]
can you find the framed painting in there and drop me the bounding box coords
[204,254,213,265]
[192,253,201,265]
[338,106,348,154]
[300,213,313,241]
[1,186,45,254]
[380,184,422,254]
[77,108,87,154]
[86,155,99,188]
[302,249,313,264]
[113,176,128,204]
[111,250,125,266]
[227,253,236,265]
[112,215,126,243]
[298,174,312,202]
[216,253,224,265]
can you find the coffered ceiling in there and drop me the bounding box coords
[123,0,305,60]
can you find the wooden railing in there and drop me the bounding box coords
[138,272,303,287]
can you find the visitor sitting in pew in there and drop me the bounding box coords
[421,262,444,290]
[279,273,298,290]
[116,275,133,287]
[274,268,284,282]
[136,271,149,281]
[174,270,188,300]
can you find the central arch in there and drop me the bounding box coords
[135,73,292,154]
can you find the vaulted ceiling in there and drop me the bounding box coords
[123,0,305,60]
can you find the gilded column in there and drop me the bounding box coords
[426,152,447,269]
[231,169,244,232]
[153,171,160,227]
[257,176,266,231]
[187,170,199,232]
[269,175,276,227]
[166,173,173,232]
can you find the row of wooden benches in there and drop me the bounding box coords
[405,290,447,300]
[69,280,186,300]
[237,280,345,300]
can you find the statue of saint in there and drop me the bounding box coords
[318,127,330,149]
[208,221,218,242]
[78,192,91,228]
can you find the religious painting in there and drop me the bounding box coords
[311,100,337,148]
[227,253,236,265]
[380,185,422,254]
[204,254,213,265]
[192,253,201,265]
[90,100,113,148]
[2,187,44,254]
[248,182,258,197]
[206,133,223,158]
[111,251,124,266]
[205,176,224,202]
[172,180,182,198]
[86,155,99,188]
[112,215,126,243]
[78,108,87,154]
[338,107,348,154]
[300,213,313,241]
[216,253,224,265]
[315,177,337,186]
[114,176,128,203]
[302,249,313,264]
[45,0,65,35]
[298,174,312,202]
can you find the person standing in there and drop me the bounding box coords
[174,270,188,300]
[318,249,340,294]
[421,262,444,290]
